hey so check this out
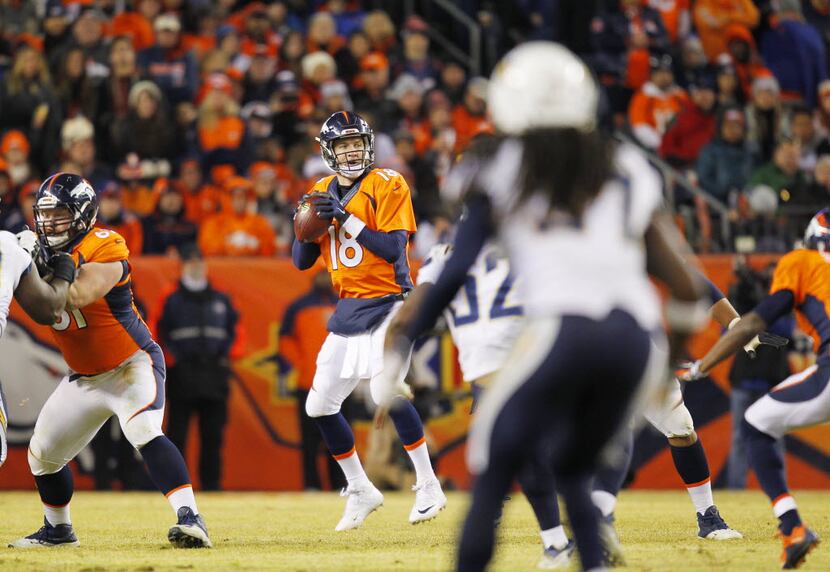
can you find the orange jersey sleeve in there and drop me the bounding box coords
[53,228,154,375]
[371,169,417,233]
[769,249,830,356]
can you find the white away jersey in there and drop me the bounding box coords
[0,231,33,337]
[417,241,524,382]
[445,140,663,330]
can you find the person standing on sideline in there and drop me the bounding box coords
[157,243,239,491]
[278,270,343,491]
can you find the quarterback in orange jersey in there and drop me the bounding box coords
[684,209,830,568]
[8,173,212,550]
[292,111,446,531]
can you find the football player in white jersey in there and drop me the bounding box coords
[376,42,709,571]
[0,229,77,468]
[387,229,574,569]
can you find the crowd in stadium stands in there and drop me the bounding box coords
[0,0,829,255]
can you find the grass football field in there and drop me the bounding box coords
[0,490,828,571]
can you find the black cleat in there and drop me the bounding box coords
[8,518,80,548]
[781,525,819,569]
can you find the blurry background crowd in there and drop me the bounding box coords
[1,0,828,257]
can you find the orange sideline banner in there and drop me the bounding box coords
[0,254,828,491]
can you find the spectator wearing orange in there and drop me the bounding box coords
[660,75,718,169]
[197,73,252,174]
[721,23,770,99]
[306,12,346,55]
[277,270,341,490]
[109,2,155,51]
[389,74,430,154]
[693,0,759,62]
[121,176,164,217]
[142,181,198,254]
[237,5,281,61]
[176,158,225,224]
[352,52,396,131]
[628,55,689,149]
[199,176,276,257]
[451,77,493,153]
[589,0,671,114]
[1,130,32,186]
[97,181,144,254]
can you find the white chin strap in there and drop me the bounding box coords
[46,233,69,248]
[338,165,367,178]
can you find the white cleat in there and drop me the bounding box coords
[409,478,447,524]
[334,483,384,531]
[697,505,743,540]
[537,539,576,569]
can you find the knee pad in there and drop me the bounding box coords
[305,390,338,418]
[650,403,695,439]
[122,409,164,449]
[27,436,66,476]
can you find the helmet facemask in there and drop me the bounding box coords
[319,132,374,179]
[34,200,97,252]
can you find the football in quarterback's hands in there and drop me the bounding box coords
[294,194,331,242]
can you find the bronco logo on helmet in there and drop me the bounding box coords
[315,111,375,178]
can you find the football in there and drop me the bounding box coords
[294,194,332,242]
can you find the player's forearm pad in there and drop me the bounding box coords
[51,253,77,284]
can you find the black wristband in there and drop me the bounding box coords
[51,254,77,284]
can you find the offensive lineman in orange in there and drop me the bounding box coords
[8,173,211,549]
[292,112,446,531]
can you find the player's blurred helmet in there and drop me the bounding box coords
[34,172,98,252]
[804,208,830,256]
[488,41,599,135]
[316,111,374,178]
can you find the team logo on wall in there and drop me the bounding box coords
[0,320,67,444]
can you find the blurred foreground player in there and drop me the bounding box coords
[378,42,708,571]
[292,112,445,531]
[9,173,211,549]
[0,228,77,469]
[683,209,830,569]
[382,138,574,569]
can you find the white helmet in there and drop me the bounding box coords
[488,41,598,135]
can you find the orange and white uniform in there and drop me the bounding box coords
[299,167,417,417]
[744,248,830,440]
[27,228,166,476]
[628,82,688,149]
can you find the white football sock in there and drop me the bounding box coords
[335,449,370,487]
[540,525,569,550]
[44,503,71,526]
[591,490,617,518]
[686,479,713,515]
[405,440,436,484]
[167,484,199,516]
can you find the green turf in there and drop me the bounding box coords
[0,490,827,571]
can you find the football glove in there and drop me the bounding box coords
[314,195,349,223]
[15,228,39,259]
[676,360,705,382]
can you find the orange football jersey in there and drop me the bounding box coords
[769,249,830,357]
[52,228,154,375]
[308,168,417,298]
